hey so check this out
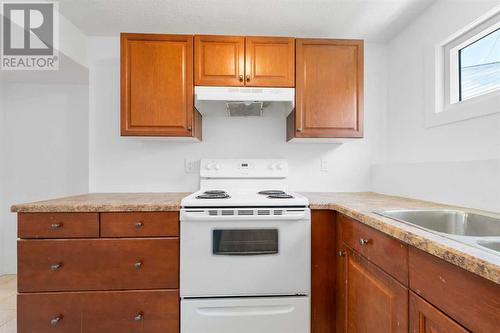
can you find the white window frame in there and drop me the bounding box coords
[425,7,500,127]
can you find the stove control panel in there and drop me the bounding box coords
[200,159,288,178]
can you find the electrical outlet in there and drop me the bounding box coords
[184,159,198,174]
[320,159,328,172]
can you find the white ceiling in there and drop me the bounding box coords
[58,0,436,42]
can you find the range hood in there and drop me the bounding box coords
[194,86,295,117]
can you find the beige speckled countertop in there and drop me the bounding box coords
[11,192,500,284]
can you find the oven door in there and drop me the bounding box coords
[180,208,310,297]
[181,296,309,333]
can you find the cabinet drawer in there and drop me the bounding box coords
[101,212,179,237]
[18,213,99,239]
[340,214,408,285]
[18,238,179,292]
[409,247,500,333]
[18,290,179,333]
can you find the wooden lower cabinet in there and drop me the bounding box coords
[18,290,179,333]
[311,210,336,333]
[18,238,179,292]
[18,213,99,239]
[409,247,500,333]
[338,247,408,333]
[409,292,469,333]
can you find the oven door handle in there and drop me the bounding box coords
[181,211,308,221]
[196,304,295,317]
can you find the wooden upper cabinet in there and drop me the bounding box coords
[194,35,294,87]
[121,33,201,138]
[194,35,245,86]
[289,38,364,140]
[245,37,295,87]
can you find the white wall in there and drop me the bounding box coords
[372,0,500,212]
[0,83,90,274]
[88,37,387,193]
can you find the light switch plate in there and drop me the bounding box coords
[184,159,198,174]
[320,159,328,172]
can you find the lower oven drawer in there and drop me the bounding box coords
[181,296,310,333]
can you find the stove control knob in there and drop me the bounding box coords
[268,164,276,170]
[276,163,284,170]
[214,163,221,170]
[205,163,214,170]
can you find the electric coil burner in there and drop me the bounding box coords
[267,193,294,199]
[196,190,230,199]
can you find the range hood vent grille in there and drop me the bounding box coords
[226,102,263,117]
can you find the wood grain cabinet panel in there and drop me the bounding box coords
[340,248,408,333]
[194,35,245,86]
[311,210,336,333]
[18,212,99,239]
[340,214,408,285]
[409,247,500,333]
[245,36,295,87]
[289,38,363,140]
[121,33,201,138]
[409,292,470,333]
[101,212,179,237]
[18,238,179,292]
[18,290,179,333]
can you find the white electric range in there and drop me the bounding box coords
[180,159,311,333]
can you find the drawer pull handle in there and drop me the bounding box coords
[338,251,346,257]
[134,261,143,270]
[359,238,370,246]
[135,221,144,229]
[51,223,63,229]
[134,312,144,321]
[50,315,62,326]
[51,263,62,271]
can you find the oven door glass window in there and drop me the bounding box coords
[213,229,278,255]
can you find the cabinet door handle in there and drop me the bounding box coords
[296,128,302,132]
[338,251,346,257]
[134,221,144,229]
[239,75,244,82]
[134,261,143,270]
[50,263,62,271]
[51,223,63,229]
[134,312,144,321]
[246,74,250,82]
[359,238,370,246]
[50,315,62,326]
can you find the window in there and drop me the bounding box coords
[459,27,500,101]
[426,8,500,127]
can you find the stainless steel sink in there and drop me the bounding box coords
[375,210,500,237]
[476,240,500,252]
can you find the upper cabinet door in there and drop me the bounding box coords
[245,37,295,87]
[121,33,200,138]
[194,35,245,86]
[291,39,363,139]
